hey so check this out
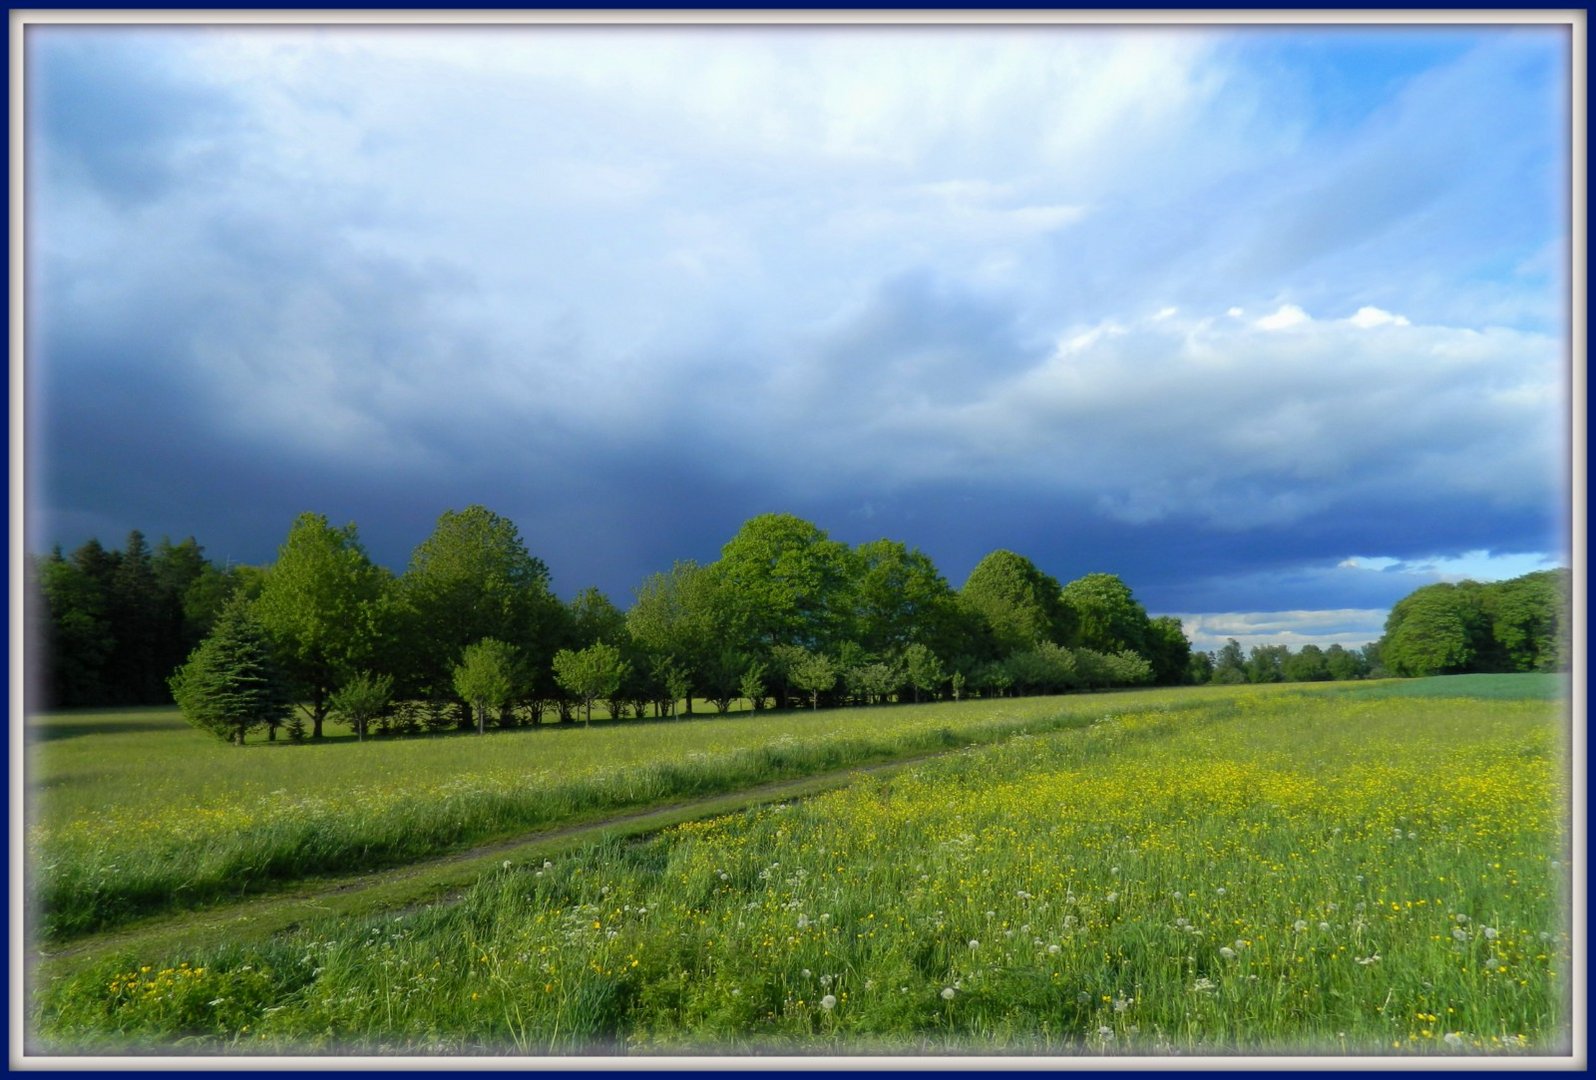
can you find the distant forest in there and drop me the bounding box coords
[25,508,1571,733]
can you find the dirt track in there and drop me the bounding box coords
[31,746,957,977]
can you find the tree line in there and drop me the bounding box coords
[27,508,1569,744]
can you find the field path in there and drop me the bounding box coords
[30,746,954,981]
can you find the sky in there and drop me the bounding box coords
[23,19,1574,652]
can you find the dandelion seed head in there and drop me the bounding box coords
[941,987,957,1000]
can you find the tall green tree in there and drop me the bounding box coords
[1211,639,1248,684]
[151,536,211,678]
[1142,615,1193,686]
[960,550,1075,655]
[36,548,114,707]
[105,531,166,703]
[715,513,854,653]
[254,513,392,739]
[1481,569,1570,672]
[1060,572,1150,656]
[1323,643,1368,681]
[568,586,628,649]
[402,505,559,709]
[1380,583,1480,677]
[1246,644,1288,683]
[1282,643,1330,682]
[851,539,963,657]
[627,560,739,716]
[168,595,293,745]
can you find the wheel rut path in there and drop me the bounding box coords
[31,745,959,978]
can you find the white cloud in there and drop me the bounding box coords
[1254,303,1311,330]
[1171,609,1389,652]
[1348,305,1411,328]
[1337,556,1401,571]
[813,303,1563,528]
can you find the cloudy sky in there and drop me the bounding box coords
[24,18,1573,651]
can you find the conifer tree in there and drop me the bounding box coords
[168,594,292,745]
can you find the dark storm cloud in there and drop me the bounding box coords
[24,25,1571,642]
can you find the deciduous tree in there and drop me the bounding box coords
[960,550,1075,654]
[715,513,854,653]
[254,513,391,739]
[330,671,395,742]
[552,641,629,725]
[1061,572,1149,656]
[402,505,559,711]
[786,648,837,710]
[452,638,519,735]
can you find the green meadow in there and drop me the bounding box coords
[28,676,1573,1057]
[29,687,1202,940]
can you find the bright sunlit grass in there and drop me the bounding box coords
[33,677,1571,1056]
[30,686,1232,939]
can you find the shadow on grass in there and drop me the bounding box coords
[25,720,185,743]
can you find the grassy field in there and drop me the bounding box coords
[28,686,1226,940]
[28,675,1572,1057]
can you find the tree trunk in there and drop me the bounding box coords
[312,684,327,739]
